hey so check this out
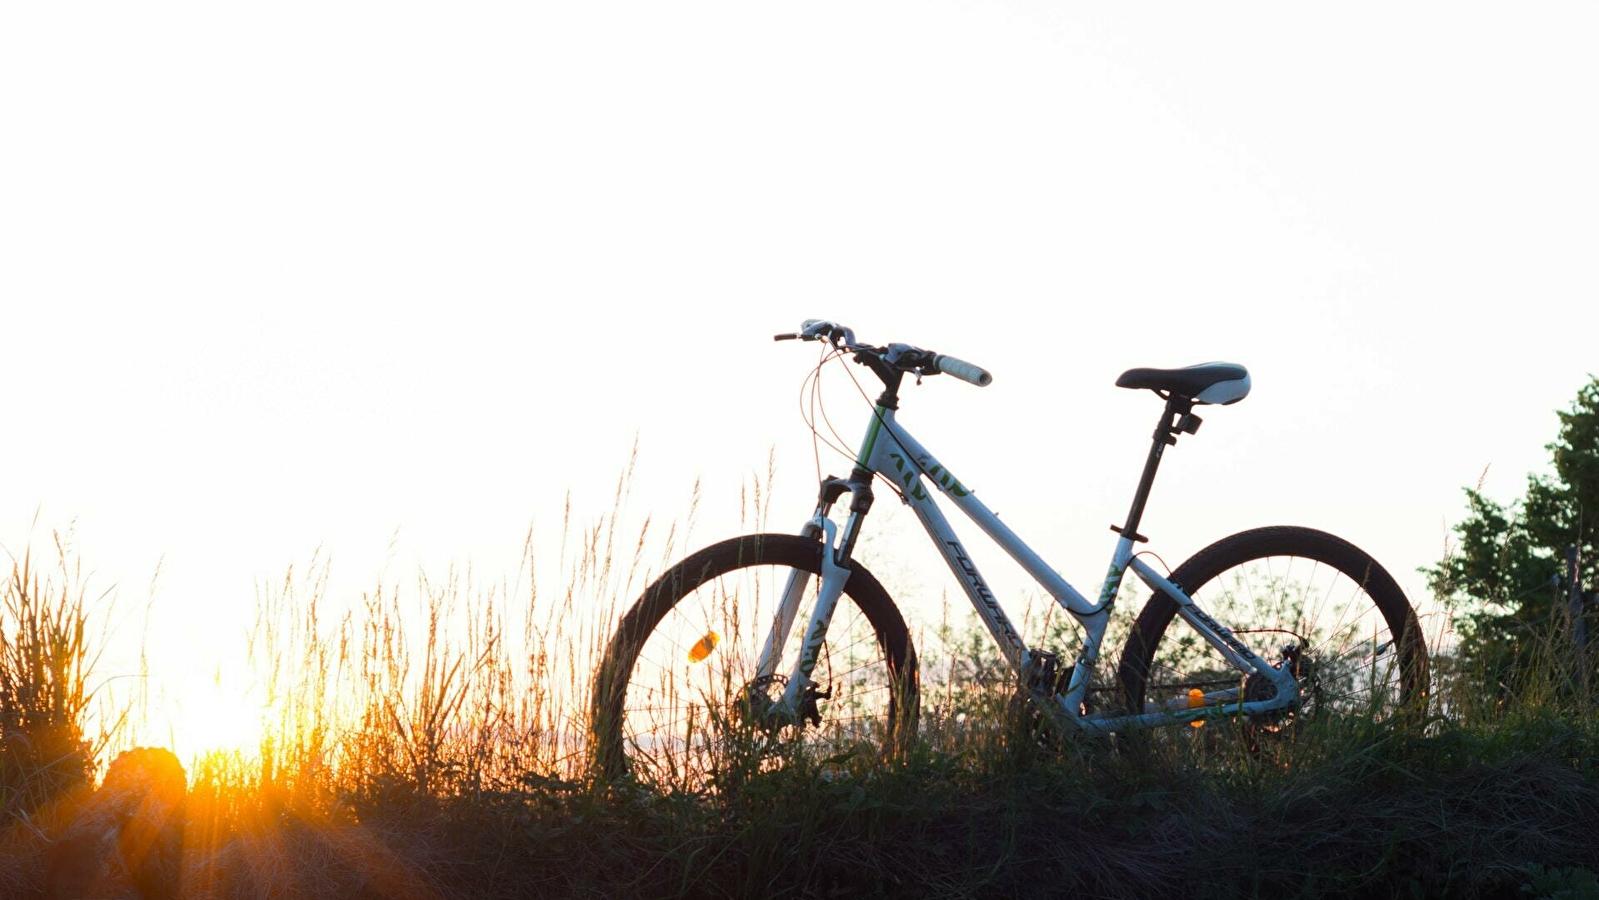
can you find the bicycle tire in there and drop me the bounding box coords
[591,533,918,786]
[1117,526,1428,738]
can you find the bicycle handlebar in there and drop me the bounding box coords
[773,319,992,388]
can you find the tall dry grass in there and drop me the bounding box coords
[0,534,119,817]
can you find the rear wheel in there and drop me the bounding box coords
[1118,527,1428,746]
[591,534,918,788]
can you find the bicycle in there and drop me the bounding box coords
[592,319,1429,785]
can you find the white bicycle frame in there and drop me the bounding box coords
[755,402,1304,733]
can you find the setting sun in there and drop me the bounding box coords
[152,671,270,762]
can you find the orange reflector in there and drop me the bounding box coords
[687,631,720,663]
[1187,688,1206,728]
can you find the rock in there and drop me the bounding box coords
[44,746,186,900]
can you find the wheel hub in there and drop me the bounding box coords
[739,674,790,733]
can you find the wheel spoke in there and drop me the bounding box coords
[593,535,916,789]
[1119,527,1427,757]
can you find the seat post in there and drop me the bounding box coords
[1113,395,1201,544]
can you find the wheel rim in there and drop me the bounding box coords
[614,561,902,789]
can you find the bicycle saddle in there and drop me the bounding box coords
[1115,363,1251,405]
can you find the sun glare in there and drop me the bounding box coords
[166,676,269,762]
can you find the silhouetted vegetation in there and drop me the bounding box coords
[3,447,1597,898]
[1426,376,1599,706]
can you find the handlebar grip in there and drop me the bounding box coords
[776,319,831,341]
[933,354,993,387]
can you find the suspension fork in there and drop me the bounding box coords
[753,474,874,720]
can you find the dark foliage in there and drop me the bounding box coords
[1427,376,1599,699]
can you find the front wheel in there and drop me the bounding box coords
[1117,527,1429,741]
[591,534,918,788]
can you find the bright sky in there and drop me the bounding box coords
[4,3,1596,756]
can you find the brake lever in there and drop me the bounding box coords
[774,320,860,351]
[774,321,830,342]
